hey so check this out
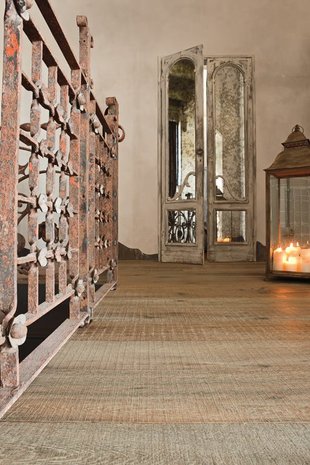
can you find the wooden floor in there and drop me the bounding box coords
[0,261,309,464]
[115,260,310,299]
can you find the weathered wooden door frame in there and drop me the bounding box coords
[158,51,256,264]
[158,45,205,264]
[206,56,256,262]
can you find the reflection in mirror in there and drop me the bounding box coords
[216,210,246,243]
[168,59,196,200]
[214,64,245,201]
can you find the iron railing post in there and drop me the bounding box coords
[76,16,92,316]
[0,0,23,387]
[69,68,82,319]
[106,97,119,286]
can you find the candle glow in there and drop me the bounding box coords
[272,241,310,273]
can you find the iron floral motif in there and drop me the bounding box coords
[168,210,196,244]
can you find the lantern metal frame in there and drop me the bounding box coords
[265,125,310,279]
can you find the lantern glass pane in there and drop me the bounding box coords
[270,175,310,273]
[270,175,280,248]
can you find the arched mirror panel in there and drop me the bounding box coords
[159,45,204,264]
[168,59,196,201]
[207,56,255,262]
[214,65,246,203]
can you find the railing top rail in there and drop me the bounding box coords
[23,18,76,97]
[32,0,113,128]
[35,0,80,71]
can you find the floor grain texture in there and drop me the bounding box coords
[0,261,309,464]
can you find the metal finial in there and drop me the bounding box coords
[292,124,304,133]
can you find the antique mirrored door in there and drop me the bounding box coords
[159,45,204,264]
[206,57,256,261]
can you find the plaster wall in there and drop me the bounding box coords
[1,0,310,255]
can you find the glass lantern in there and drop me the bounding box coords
[265,125,310,278]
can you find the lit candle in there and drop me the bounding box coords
[301,248,310,273]
[272,247,284,271]
[282,242,302,272]
[217,237,231,243]
[283,255,299,273]
[285,242,301,257]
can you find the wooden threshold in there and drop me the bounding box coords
[0,312,88,419]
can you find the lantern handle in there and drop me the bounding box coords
[292,124,304,133]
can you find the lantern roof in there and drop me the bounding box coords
[265,125,310,173]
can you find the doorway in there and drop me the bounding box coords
[159,46,256,263]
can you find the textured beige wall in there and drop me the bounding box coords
[1,0,310,254]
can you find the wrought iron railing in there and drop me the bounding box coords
[0,0,124,407]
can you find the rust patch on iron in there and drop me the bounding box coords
[6,32,18,57]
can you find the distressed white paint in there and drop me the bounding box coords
[159,45,204,264]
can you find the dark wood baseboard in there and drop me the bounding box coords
[119,241,266,262]
[256,241,267,262]
[119,243,158,261]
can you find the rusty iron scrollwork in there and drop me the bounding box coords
[0,0,123,391]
